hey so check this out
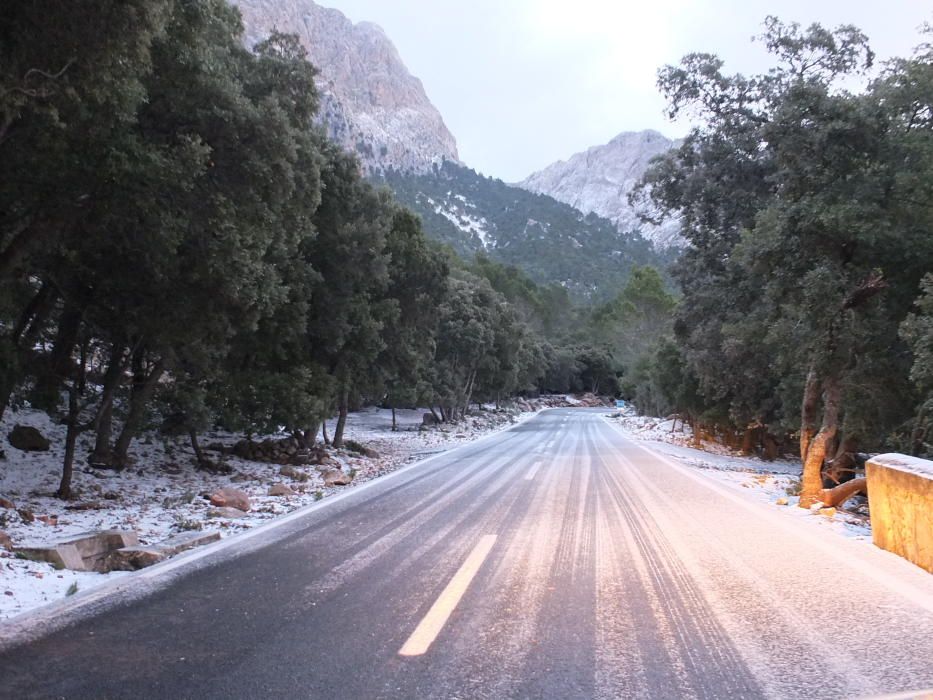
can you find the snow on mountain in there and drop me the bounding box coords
[422,192,493,249]
[519,130,683,248]
[233,0,459,173]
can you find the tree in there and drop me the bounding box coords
[639,18,933,507]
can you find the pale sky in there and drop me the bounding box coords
[323,0,930,182]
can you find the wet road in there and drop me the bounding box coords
[2,409,932,699]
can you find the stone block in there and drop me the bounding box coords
[866,454,933,574]
[158,530,221,556]
[105,546,167,572]
[15,543,86,571]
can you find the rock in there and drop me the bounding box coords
[8,425,50,452]
[17,508,35,524]
[0,496,14,510]
[15,543,85,571]
[819,507,837,519]
[209,487,251,512]
[422,413,440,426]
[775,498,789,506]
[36,515,58,526]
[0,531,12,551]
[322,468,352,487]
[268,484,296,497]
[234,0,459,174]
[65,501,104,511]
[158,530,221,555]
[105,546,167,571]
[279,465,299,478]
[519,130,683,248]
[208,507,248,519]
[232,439,255,459]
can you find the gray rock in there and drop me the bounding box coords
[105,546,166,571]
[208,507,248,519]
[8,425,50,452]
[15,543,85,571]
[268,484,296,497]
[0,531,12,551]
[18,530,140,571]
[322,468,352,487]
[158,530,221,555]
[209,487,251,512]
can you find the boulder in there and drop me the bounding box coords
[209,487,251,512]
[208,507,248,519]
[15,543,85,571]
[0,496,14,510]
[17,508,35,524]
[268,484,296,497]
[8,425,50,452]
[106,546,167,571]
[0,531,11,551]
[422,413,439,426]
[322,468,352,487]
[158,530,220,555]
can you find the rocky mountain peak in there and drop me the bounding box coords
[519,130,683,248]
[232,0,459,173]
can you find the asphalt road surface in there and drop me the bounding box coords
[2,409,933,699]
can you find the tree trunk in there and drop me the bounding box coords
[112,357,165,468]
[823,433,860,488]
[391,405,397,432]
[57,381,80,500]
[89,345,126,465]
[800,366,822,463]
[463,370,476,419]
[799,376,842,508]
[189,428,208,468]
[37,305,83,401]
[333,388,349,448]
[429,406,441,423]
[819,477,867,508]
[301,422,320,449]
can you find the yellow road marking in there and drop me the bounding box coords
[398,534,498,657]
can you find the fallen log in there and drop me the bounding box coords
[819,477,867,508]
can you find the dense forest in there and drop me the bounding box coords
[0,1,663,500]
[379,161,674,302]
[620,18,933,507]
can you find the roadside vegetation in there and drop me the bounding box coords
[0,1,639,501]
[623,18,933,508]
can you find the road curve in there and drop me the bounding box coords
[1,409,932,699]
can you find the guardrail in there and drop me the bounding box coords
[866,454,933,573]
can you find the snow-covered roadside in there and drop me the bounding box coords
[0,402,552,621]
[604,411,873,541]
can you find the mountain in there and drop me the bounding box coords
[519,130,683,248]
[233,0,458,173]
[379,162,674,302]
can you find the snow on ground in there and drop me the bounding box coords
[0,402,546,620]
[605,411,873,542]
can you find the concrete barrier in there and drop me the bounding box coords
[866,454,933,573]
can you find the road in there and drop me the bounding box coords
[2,409,932,699]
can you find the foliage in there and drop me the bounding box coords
[633,18,933,497]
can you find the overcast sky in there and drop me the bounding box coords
[323,0,930,182]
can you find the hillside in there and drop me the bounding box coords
[378,161,674,302]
